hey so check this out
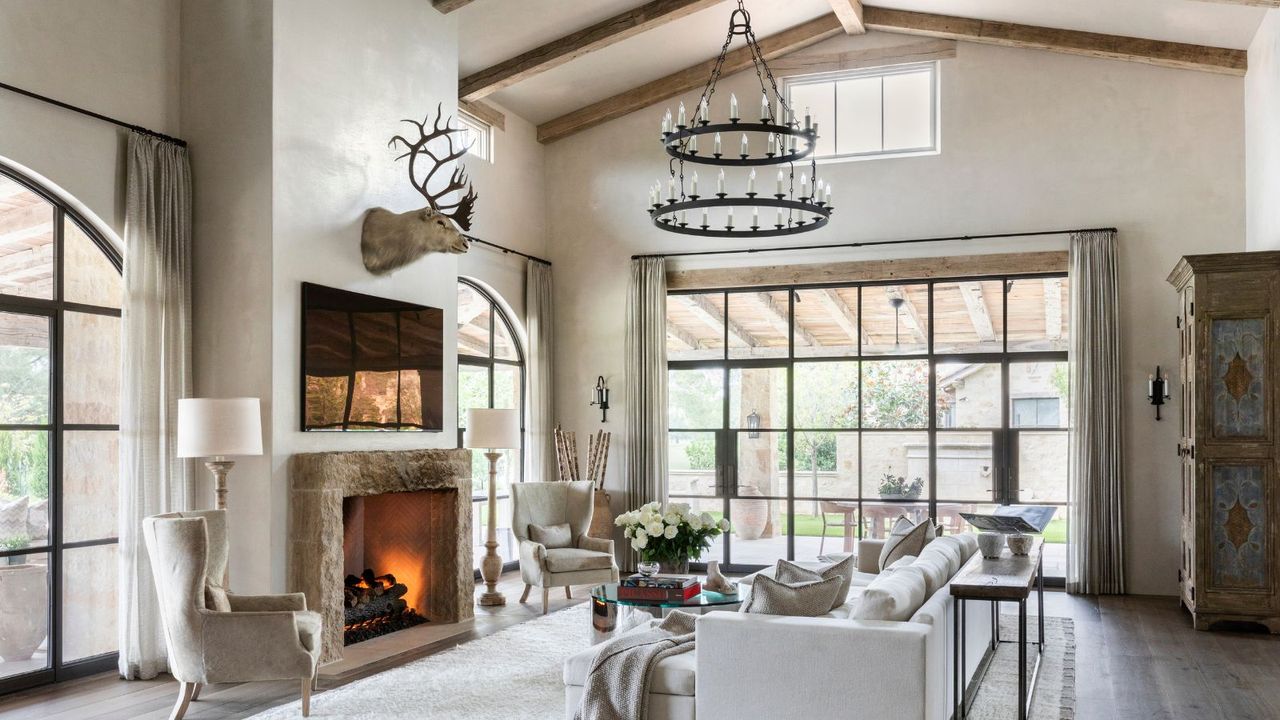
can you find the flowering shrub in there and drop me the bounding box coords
[615,501,730,564]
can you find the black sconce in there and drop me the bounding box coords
[746,409,761,439]
[1148,365,1171,420]
[590,376,610,422]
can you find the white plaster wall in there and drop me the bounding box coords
[545,35,1247,596]
[1247,10,1280,251]
[181,0,276,585]
[0,0,180,235]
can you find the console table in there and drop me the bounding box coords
[950,537,1044,720]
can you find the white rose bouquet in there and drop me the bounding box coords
[614,501,731,567]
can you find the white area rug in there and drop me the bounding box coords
[968,615,1076,720]
[249,607,1075,720]
[247,606,593,720]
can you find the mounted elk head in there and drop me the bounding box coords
[361,103,479,275]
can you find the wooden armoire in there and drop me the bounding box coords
[1168,252,1280,632]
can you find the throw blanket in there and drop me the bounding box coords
[575,611,698,720]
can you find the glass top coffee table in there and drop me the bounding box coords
[589,582,742,634]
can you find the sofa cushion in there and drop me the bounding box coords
[927,535,965,576]
[911,551,951,598]
[953,532,979,563]
[878,516,932,571]
[563,638,697,696]
[775,555,855,611]
[741,574,843,617]
[852,564,927,622]
[739,563,877,590]
[529,522,573,549]
[545,547,613,573]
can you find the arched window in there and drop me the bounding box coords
[456,278,524,571]
[0,164,122,690]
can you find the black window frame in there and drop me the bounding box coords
[0,163,123,695]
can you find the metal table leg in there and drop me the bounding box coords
[1018,598,1028,720]
[1037,554,1045,652]
[954,597,962,719]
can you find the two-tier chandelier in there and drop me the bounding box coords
[647,1,833,239]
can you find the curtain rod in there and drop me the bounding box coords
[631,226,1117,260]
[465,235,552,266]
[0,80,188,148]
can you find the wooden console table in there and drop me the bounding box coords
[950,537,1044,720]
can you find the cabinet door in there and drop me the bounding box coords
[1205,462,1270,596]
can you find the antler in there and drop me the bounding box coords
[388,102,478,231]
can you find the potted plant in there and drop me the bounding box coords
[615,501,730,575]
[878,473,925,500]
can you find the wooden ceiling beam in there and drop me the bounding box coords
[751,292,820,348]
[537,13,843,143]
[862,6,1246,76]
[679,294,758,348]
[814,289,870,347]
[666,321,702,351]
[827,0,865,35]
[433,0,475,14]
[957,282,996,342]
[460,0,722,102]
[1192,0,1280,7]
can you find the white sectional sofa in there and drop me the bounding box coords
[563,533,993,720]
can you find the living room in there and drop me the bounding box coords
[0,0,1278,718]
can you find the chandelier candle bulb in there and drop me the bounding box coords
[691,171,699,197]
[729,92,738,120]
[677,102,686,128]
[752,206,759,228]
[727,207,733,228]
[740,133,748,157]
[776,206,783,226]
[699,97,708,124]
[760,92,769,120]
[667,177,675,200]
[701,207,709,227]
[717,168,725,195]
[663,109,672,134]
[679,209,686,226]
[776,169,784,196]
[714,132,722,156]
[805,107,811,130]
[825,183,832,204]
[689,134,697,153]
[800,173,808,198]
[747,169,755,195]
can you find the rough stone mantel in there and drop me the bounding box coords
[288,448,475,663]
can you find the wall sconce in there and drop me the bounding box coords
[590,376,610,422]
[1148,365,1171,420]
[746,409,761,439]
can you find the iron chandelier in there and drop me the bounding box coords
[647,0,833,238]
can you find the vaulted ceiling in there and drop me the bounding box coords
[450,0,1268,135]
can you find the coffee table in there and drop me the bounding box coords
[589,582,741,634]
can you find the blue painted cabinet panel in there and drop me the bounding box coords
[1210,464,1268,590]
[1211,318,1266,438]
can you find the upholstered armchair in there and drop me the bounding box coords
[143,510,321,719]
[511,481,618,614]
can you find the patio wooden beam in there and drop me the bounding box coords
[432,0,474,14]
[814,289,871,347]
[957,282,996,342]
[884,285,926,344]
[679,294,759,348]
[827,0,865,34]
[460,0,722,102]
[666,321,702,350]
[753,292,820,348]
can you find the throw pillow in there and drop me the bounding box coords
[205,582,231,612]
[529,522,573,549]
[852,564,927,622]
[878,515,932,571]
[911,550,952,597]
[741,573,843,617]
[26,499,49,547]
[775,555,856,611]
[925,535,964,576]
[953,532,980,562]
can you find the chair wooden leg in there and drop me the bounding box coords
[565,586,572,599]
[301,677,312,717]
[169,681,196,720]
[190,683,202,701]
[520,584,532,603]
[542,587,550,615]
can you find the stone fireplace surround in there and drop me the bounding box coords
[288,449,474,662]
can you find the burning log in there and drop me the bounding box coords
[342,567,428,645]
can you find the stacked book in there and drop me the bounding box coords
[619,574,701,602]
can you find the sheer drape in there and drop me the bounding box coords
[118,132,195,679]
[526,261,555,482]
[1066,229,1125,594]
[624,258,668,570]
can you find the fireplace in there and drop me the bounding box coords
[289,449,474,662]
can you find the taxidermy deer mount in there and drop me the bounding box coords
[361,103,478,275]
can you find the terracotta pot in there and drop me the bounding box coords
[0,564,48,662]
[588,489,613,539]
[734,485,768,541]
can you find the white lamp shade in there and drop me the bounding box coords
[464,408,521,450]
[177,397,264,458]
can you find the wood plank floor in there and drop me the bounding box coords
[1,576,1278,719]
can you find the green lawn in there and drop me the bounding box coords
[704,510,1067,544]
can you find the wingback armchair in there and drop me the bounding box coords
[143,510,321,719]
[512,481,618,614]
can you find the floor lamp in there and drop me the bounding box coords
[465,407,521,607]
[176,397,264,511]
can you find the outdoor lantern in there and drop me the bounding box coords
[746,409,761,439]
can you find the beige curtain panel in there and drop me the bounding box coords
[624,257,669,570]
[526,261,555,483]
[118,132,195,679]
[1066,229,1125,595]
